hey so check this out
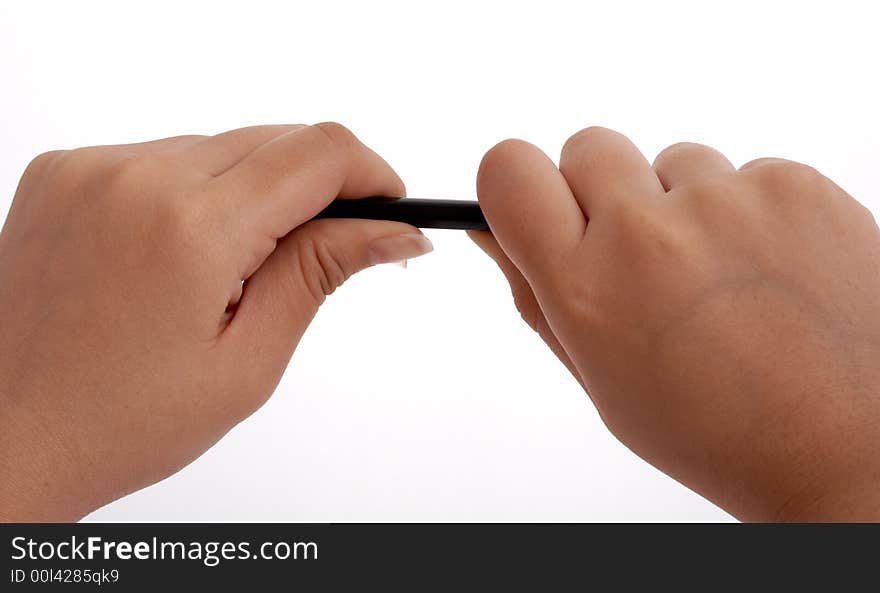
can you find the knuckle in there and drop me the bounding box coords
[151,194,207,247]
[751,161,828,203]
[34,149,97,195]
[477,139,533,188]
[561,126,615,158]
[312,121,357,151]
[23,150,66,179]
[103,154,141,188]
[739,157,776,171]
[483,137,530,159]
[563,126,609,150]
[296,235,353,305]
[654,141,710,165]
[755,161,817,186]
[788,162,825,184]
[560,127,633,178]
[65,146,111,168]
[103,152,171,191]
[780,161,821,181]
[481,138,530,164]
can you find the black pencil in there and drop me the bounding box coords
[314,198,488,231]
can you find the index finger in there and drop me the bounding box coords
[477,139,585,287]
[211,122,405,239]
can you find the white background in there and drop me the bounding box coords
[1,1,877,521]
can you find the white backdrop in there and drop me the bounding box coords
[1,1,877,521]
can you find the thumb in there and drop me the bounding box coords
[219,218,433,398]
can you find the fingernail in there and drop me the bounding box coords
[369,233,433,265]
[393,260,408,269]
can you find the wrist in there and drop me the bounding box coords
[766,362,880,522]
[774,469,880,522]
[0,393,93,522]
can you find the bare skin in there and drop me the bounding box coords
[0,123,433,521]
[470,127,880,521]
[1,123,878,522]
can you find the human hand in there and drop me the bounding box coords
[0,123,433,521]
[471,128,880,521]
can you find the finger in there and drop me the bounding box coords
[652,142,735,191]
[212,122,405,241]
[476,139,585,287]
[121,135,207,152]
[184,124,306,176]
[559,126,665,216]
[218,218,433,409]
[468,230,583,385]
[739,157,795,171]
[73,135,207,160]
